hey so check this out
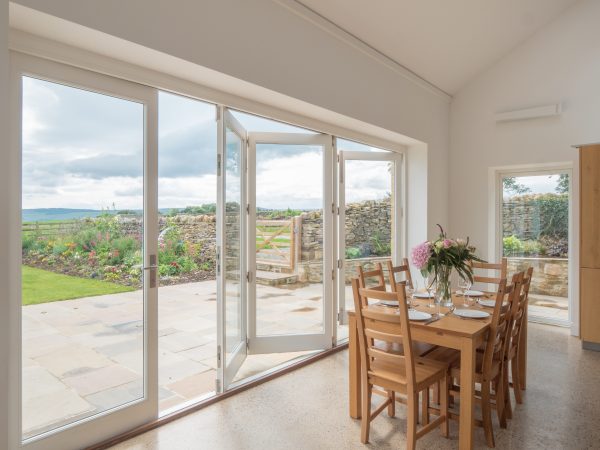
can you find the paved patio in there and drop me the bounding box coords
[22,280,323,439]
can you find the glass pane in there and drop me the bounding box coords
[21,77,144,439]
[157,92,217,412]
[336,138,389,152]
[225,127,243,361]
[339,160,393,340]
[255,143,324,336]
[501,173,569,322]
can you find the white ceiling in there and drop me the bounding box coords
[296,0,578,95]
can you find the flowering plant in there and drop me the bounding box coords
[411,224,484,302]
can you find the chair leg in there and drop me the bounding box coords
[388,390,396,417]
[440,377,449,438]
[361,384,372,444]
[481,381,495,448]
[512,357,523,404]
[421,388,430,425]
[407,391,418,450]
[502,362,512,422]
[433,381,440,405]
[496,373,507,429]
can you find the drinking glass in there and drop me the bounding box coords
[425,274,436,309]
[458,276,473,307]
[406,282,416,309]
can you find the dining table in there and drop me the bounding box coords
[347,292,528,450]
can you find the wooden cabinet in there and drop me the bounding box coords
[580,268,600,344]
[580,146,600,268]
[578,144,600,348]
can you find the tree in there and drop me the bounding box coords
[503,177,531,195]
[556,173,569,194]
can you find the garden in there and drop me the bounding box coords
[22,212,217,303]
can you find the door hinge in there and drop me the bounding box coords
[246,136,250,147]
[246,338,250,350]
[246,204,250,214]
[332,136,335,147]
[246,271,252,283]
[215,378,222,393]
[217,154,222,176]
[332,269,335,281]
[337,259,343,269]
[331,203,335,214]
[337,311,344,322]
[217,345,222,369]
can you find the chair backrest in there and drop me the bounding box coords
[507,268,532,358]
[481,277,517,379]
[386,258,414,291]
[356,263,386,292]
[471,257,508,285]
[351,278,416,387]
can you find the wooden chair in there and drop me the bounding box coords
[446,277,518,448]
[426,278,517,447]
[502,267,532,421]
[470,257,508,286]
[352,278,449,449]
[356,263,386,294]
[387,258,414,291]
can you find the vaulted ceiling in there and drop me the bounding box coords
[296,0,579,95]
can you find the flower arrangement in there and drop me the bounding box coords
[411,224,484,304]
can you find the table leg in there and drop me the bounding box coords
[459,337,476,450]
[349,314,361,419]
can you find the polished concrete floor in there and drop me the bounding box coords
[109,322,600,449]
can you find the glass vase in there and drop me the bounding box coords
[436,265,454,309]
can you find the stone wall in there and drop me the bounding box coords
[507,257,568,298]
[296,199,392,283]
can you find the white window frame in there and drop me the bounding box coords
[490,163,576,332]
[9,52,159,450]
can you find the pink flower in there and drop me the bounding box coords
[411,241,431,269]
[443,239,453,248]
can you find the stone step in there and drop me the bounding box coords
[256,270,298,286]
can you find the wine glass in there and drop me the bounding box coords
[406,281,416,309]
[458,276,473,307]
[425,273,437,309]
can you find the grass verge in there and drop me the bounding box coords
[22,266,136,306]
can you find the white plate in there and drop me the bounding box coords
[377,300,398,307]
[478,299,496,308]
[464,290,485,297]
[453,309,490,319]
[413,292,434,299]
[409,310,432,321]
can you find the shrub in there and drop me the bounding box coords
[503,235,524,255]
[345,247,362,259]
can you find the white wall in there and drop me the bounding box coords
[11,0,451,245]
[0,0,8,446]
[450,0,600,333]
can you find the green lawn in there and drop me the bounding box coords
[22,266,136,306]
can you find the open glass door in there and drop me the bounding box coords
[16,55,158,450]
[337,150,402,338]
[216,108,248,391]
[247,132,334,354]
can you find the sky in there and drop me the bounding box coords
[22,78,391,212]
[503,174,566,199]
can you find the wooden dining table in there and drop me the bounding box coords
[347,293,528,450]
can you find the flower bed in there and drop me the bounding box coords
[22,214,216,288]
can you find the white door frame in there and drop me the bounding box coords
[247,132,335,353]
[216,107,248,391]
[337,150,404,326]
[9,53,159,450]
[490,163,575,331]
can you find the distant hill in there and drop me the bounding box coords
[22,208,112,222]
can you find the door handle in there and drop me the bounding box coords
[143,263,158,288]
